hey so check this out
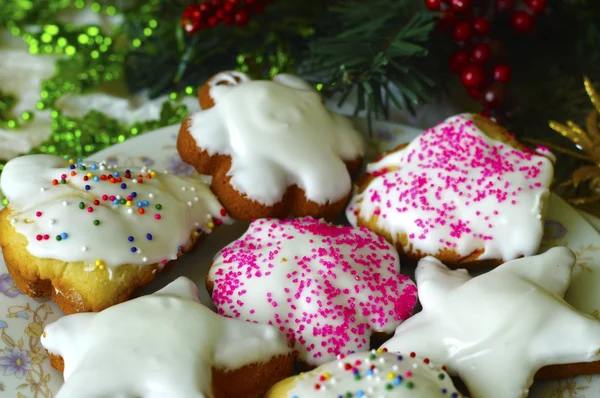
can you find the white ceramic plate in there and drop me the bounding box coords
[1,121,599,397]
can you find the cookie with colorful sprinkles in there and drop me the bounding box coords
[41,277,293,398]
[266,349,462,398]
[206,217,418,368]
[0,155,232,314]
[347,113,554,267]
[177,71,364,221]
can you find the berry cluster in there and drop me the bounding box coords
[181,0,273,34]
[425,0,547,115]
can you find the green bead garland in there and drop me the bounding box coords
[0,0,181,206]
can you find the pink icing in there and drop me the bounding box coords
[209,217,417,366]
[347,114,554,261]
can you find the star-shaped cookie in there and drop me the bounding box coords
[41,277,293,398]
[382,247,600,398]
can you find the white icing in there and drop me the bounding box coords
[346,114,554,262]
[41,277,290,398]
[381,247,600,398]
[1,155,232,269]
[187,71,364,206]
[208,217,417,366]
[282,351,460,398]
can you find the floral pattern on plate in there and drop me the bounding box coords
[0,272,63,397]
[1,121,600,397]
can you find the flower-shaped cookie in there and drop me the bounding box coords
[382,247,600,398]
[347,113,554,267]
[0,155,231,313]
[207,217,417,367]
[177,71,364,221]
[42,277,293,398]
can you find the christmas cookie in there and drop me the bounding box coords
[177,71,364,221]
[347,113,554,267]
[381,247,600,398]
[266,350,462,398]
[41,277,293,398]
[0,155,231,314]
[207,217,418,367]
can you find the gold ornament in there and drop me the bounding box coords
[549,77,600,205]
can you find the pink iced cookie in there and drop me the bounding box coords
[347,113,555,266]
[207,217,417,367]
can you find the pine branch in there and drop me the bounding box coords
[301,0,436,122]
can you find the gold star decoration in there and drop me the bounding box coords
[549,77,600,205]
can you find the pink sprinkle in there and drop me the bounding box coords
[35,211,42,217]
[354,114,551,256]
[209,218,417,366]
[87,207,93,213]
[155,214,161,220]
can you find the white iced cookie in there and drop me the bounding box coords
[0,154,232,313]
[178,71,364,221]
[207,217,417,367]
[382,247,600,398]
[42,277,293,398]
[266,350,462,398]
[347,113,554,266]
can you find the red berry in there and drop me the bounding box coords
[181,16,202,34]
[235,9,249,26]
[425,0,441,10]
[227,0,239,3]
[473,17,490,36]
[183,4,202,20]
[199,2,212,13]
[208,16,218,27]
[470,43,491,64]
[482,83,505,108]
[493,64,512,83]
[526,0,546,13]
[215,8,226,19]
[450,0,471,12]
[495,0,515,13]
[212,0,222,6]
[461,64,485,88]
[224,2,234,11]
[452,21,473,41]
[511,11,535,34]
[449,50,470,74]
